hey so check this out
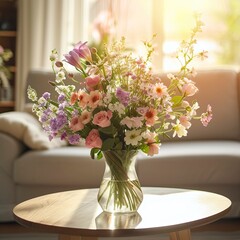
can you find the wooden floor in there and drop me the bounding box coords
[0,218,240,234]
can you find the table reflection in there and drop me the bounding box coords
[95,211,142,229]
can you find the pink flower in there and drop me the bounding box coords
[137,107,148,116]
[64,41,92,68]
[78,90,89,108]
[153,82,168,98]
[201,104,213,127]
[179,115,191,129]
[74,41,92,63]
[93,110,112,127]
[69,116,84,132]
[182,83,198,96]
[148,143,159,156]
[70,92,79,105]
[120,116,143,128]
[85,74,101,90]
[92,11,115,43]
[144,108,158,126]
[142,131,159,156]
[80,110,92,124]
[88,90,102,109]
[85,129,102,148]
[64,50,83,69]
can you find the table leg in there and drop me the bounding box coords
[59,235,98,240]
[169,229,191,240]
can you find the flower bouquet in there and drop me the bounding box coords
[28,16,212,213]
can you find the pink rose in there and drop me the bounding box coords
[93,110,112,128]
[85,75,100,90]
[85,129,102,148]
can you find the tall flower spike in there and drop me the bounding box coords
[74,41,92,63]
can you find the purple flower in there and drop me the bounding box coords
[58,93,65,103]
[49,111,67,132]
[68,134,80,144]
[60,131,67,140]
[64,50,83,69]
[40,115,48,122]
[64,41,92,69]
[59,101,68,110]
[74,41,92,62]
[40,108,52,122]
[42,92,50,100]
[116,87,130,106]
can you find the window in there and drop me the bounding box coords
[84,0,240,72]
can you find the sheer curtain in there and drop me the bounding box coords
[16,0,87,111]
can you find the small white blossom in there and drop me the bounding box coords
[124,129,142,146]
[27,86,38,101]
[103,92,112,104]
[172,120,187,138]
[188,102,200,117]
[56,69,66,83]
[109,102,125,116]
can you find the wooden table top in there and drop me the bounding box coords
[13,187,231,238]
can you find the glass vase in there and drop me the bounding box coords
[97,150,143,213]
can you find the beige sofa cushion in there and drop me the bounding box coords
[0,112,67,150]
[160,69,240,141]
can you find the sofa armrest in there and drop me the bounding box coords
[0,132,27,178]
[0,132,27,222]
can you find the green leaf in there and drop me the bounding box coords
[172,96,183,107]
[140,144,149,154]
[101,138,115,151]
[90,148,99,159]
[97,151,103,160]
[99,125,117,135]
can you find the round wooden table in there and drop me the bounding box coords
[13,187,231,240]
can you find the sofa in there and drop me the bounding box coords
[0,68,240,222]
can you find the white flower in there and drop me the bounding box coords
[27,86,38,101]
[121,116,144,128]
[190,67,197,77]
[109,102,125,116]
[55,85,75,95]
[103,92,112,104]
[49,50,58,62]
[163,122,170,130]
[141,130,156,141]
[172,120,187,138]
[188,102,200,117]
[56,69,66,83]
[37,97,47,106]
[198,50,208,61]
[124,129,142,146]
